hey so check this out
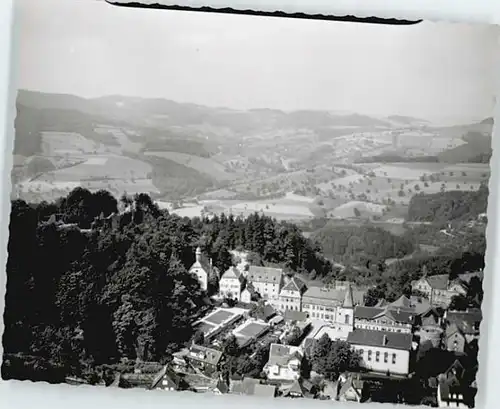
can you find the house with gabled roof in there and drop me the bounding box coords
[436,360,477,408]
[354,304,415,334]
[150,365,191,392]
[444,323,467,354]
[278,276,307,313]
[186,344,223,376]
[445,309,482,342]
[230,377,277,398]
[247,266,284,300]
[219,266,245,301]
[337,373,366,403]
[347,329,413,376]
[411,267,467,308]
[263,343,303,382]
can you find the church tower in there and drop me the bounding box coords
[336,283,355,330]
[189,246,209,291]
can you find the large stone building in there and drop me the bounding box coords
[347,330,413,376]
[278,276,307,312]
[301,283,364,324]
[246,266,284,300]
[219,267,245,301]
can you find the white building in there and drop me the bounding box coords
[301,284,364,324]
[347,329,413,376]
[411,268,467,308]
[263,343,303,382]
[278,276,307,312]
[246,266,284,300]
[354,305,414,334]
[188,246,214,292]
[219,267,245,301]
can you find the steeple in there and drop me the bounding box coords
[422,265,428,277]
[343,282,354,308]
[195,246,202,263]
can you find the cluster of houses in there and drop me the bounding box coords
[106,247,482,407]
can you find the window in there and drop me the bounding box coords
[359,349,364,356]
[344,315,350,325]
[368,350,372,361]
[376,351,380,362]
[384,352,388,363]
[392,353,396,364]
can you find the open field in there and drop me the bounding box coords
[15,153,159,201]
[94,126,143,153]
[144,151,236,181]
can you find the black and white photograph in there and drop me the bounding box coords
[2,0,497,407]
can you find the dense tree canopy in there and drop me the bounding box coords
[311,224,414,266]
[2,188,335,383]
[407,186,488,223]
[309,335,361,381]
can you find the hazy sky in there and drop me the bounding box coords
[15,0,499,124]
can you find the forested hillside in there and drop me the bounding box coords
[2,188,334,383]
[407,185,489,223]
[310,224,415,265]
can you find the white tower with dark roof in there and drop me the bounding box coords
[336,282,355,329]
[188,246,210,291]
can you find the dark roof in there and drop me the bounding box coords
[438,380,476,405]
[221,267,244,282]
[426,274,449,290]
[247,266,283,284]
[444,360,466,380]
[188,344,223,366]
[381,308,415,324]
[150,365,186,390]
[338,374,364,398]
[347,329,412,351]
[281,276,307,294]
[390,295,413,309]
[446,310,482,335]
[355,306,384,320]
[284,309,308,322]
[261,304,277,320]
[354,306,414,324]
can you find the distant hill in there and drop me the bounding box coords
[438,131,492,163]
[387,115,430,125]
[17,90,391,136]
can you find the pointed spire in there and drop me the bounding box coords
[422,265,428,277]
[343,282,354,308]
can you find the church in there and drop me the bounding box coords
[188,246,216,292]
